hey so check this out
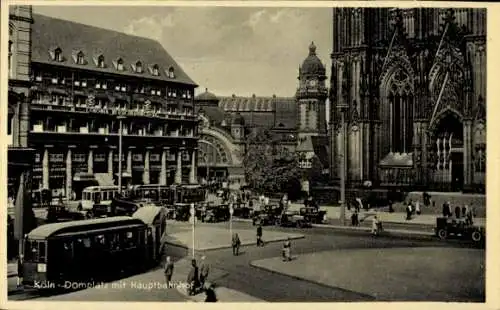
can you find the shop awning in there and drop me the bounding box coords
[73,172,96,182]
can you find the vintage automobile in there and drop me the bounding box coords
[276,210,311,228]
[252,204,283,226]
[202,204,230,223]
[173,203,192,221]
[46,203,88,223]
[232,203,252,219]
[434,217,485,244]
[299,207,327,224]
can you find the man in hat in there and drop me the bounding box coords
[199,256,210,290]
[164,256,174,287]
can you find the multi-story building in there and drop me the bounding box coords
[8,12,200,199]
[329,8,486,192]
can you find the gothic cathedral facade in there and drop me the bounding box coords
[329,8,486,192]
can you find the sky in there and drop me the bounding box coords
[33,5,332,98]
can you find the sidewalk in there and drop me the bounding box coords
[166,221,304,251]
[171,257,265,302]
[286,203,485,227]
[7,258,265,302]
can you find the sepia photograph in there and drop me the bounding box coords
[4,3,488,304]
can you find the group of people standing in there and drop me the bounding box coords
[164,255,216,302]
[442,201,476,224]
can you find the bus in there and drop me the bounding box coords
[22,208,166,289]
[81,186,120,217]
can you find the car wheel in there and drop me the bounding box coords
[86,211,94,219]
[437,228,447,240]
[471,230,482,242]
[296,221,302,228]
[275,219,281,226]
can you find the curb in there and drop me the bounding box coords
[232,218,434,239]
[249,261,376,301]
[166,234,305,251]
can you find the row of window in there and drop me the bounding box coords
[51,47,175,78]
[34,75,192,99]
[35,151,193,163]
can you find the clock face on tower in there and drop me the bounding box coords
[307,79,317,87]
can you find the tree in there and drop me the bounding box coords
[243,129,302,195]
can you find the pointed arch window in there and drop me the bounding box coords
[97,55,105,68]
[386,68,414,153]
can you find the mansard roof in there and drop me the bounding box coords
[31,14,197,86]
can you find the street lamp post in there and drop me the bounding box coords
[190,203,196,258]
[337,104,348,226]
[117,116,125,195]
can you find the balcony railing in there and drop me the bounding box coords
[31,100,197,120]
[29,127,196,139]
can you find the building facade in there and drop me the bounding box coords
[329,8,486,192]
[8,5,37,240]
[194,43,330,187]
[8,12,200,199]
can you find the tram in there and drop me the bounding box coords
[22,207,166,290]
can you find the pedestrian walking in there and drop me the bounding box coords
[415,200,421,215]
[454,205,461,219]
[164,256,174,286]
[256,224,264,247]
[351,209,359,226]
[461,205,467,219]
[187,259,199,295]
[405,202,412,220]
[371,215,380,237]
[232,233,241,256]
[282,237,292,261]
[199,256,210,290]
[204,283,217,302]
[17,254,24,287]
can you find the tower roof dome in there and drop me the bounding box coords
[195,88,218,101]
[300,42,325,76]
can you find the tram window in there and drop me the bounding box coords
[94,192,101,203]
[124,231,136,249]
[95,234,106,246]
[39,242,46,261]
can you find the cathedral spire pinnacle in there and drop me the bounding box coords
[309,41,316,56]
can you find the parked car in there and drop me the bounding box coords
[252,204,283,226]
[276,210,311,228]
[299,207,326,224]
[434,217,485,244]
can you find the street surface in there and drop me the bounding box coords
[8,221,484,302]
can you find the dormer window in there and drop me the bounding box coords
[97,55,105,68]
[152,65,159,76]
[117,58,124,71]
[135,61,143,73]
[76,51,85,65]
[168,67,175,78]
[54,48,63,62]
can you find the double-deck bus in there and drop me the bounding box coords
[23,207,166,289]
